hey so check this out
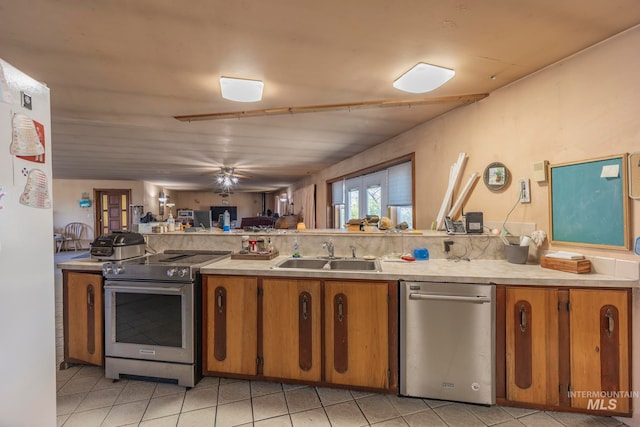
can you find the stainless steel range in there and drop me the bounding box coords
[103,250,231,387]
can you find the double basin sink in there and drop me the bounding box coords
[273,257,380,272]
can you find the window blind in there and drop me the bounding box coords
[387,162,412,206]
[331,180,345,205]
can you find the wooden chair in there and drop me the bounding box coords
[61,222,88,251]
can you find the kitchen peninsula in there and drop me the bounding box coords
[58,230,639,419]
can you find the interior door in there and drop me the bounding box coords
[94,189,131,237]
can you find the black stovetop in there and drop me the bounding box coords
[103,250,232,281]
[121,250,232,266]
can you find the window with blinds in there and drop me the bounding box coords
[387,162,412,206]
[329,160,413,228]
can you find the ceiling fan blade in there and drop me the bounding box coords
[233,172,251,179]
[174,93,489,122]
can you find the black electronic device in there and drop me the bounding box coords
[445,216,466,235]
[465,212,484,234]
[211,205,237,222]
[193,210,213,229]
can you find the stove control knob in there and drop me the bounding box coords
[178,268,188,278]
[166,268,177,277]
[103,266,113,275]
[114,266,125,275]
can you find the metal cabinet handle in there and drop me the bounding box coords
[301,294,308,320]
[520,304,527,332]
[605,308,614,337]
[409,293,491,303]
[87,286,94,308]
[337,296,344,322]
[217,288,224,313]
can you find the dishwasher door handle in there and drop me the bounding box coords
[409,293,491,304]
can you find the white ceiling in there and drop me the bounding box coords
[1,1,639,191]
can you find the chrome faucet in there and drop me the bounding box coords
[350,245,356,258]
[322,240,335,259]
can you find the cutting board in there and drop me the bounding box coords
[540,256,591,274]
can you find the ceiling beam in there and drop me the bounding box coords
[174,93,489,122]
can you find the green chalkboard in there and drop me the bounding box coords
[549,154,629,250]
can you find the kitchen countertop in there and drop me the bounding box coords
[200,255,639,288]
[57,255,638,288]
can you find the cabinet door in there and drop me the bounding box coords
[262,279,321,381]
[505,287,559,405]
[324,281,389,389]
[64,271,103,366]
[203,275,258,375]
[569,289,630,413]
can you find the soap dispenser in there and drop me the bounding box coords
[293,237,301,258]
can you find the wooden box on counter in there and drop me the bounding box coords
[540,256,591,274]
[231,251,279,260]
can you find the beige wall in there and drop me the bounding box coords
[52,179,147,242]
[304,26,640,260]
[53,179,279,237]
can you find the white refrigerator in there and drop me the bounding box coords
[0,59,56,426]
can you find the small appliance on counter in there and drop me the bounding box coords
[90,231,146,260]
[465,211,483,234]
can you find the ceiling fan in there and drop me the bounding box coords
[213,167,251,196]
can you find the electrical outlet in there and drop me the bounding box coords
[444,240,454,253]
[519,178,531,203]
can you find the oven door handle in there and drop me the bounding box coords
[104,284,185,294]
[409,293,491,303]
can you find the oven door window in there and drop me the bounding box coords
[115,292,182,348]
[104,281,194,364]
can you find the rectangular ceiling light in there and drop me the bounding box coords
[220,77,264,102]
[393,63,455,93]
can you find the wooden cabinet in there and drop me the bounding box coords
[262,278,321,382]
[202,274,396,392]
[202,275,258,376]
[505,287,559,405]
[498,285,631,416]
[324,280,390,389]
[62,271,103,367]
[569,289,630,413]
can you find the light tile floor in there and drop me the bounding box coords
[54,252,630,427]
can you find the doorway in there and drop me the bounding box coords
[94,189,132,238]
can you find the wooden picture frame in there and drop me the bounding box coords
[549,154,629,250]
[483,162,510,192]
[629,152,640,199]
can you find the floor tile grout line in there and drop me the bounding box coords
[314,386,337,427]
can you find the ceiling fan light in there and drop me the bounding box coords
[220,77,264,102]
[393,63,455,94]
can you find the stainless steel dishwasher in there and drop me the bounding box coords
[400,281,495,405]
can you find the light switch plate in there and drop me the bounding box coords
[518,178,530,203]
